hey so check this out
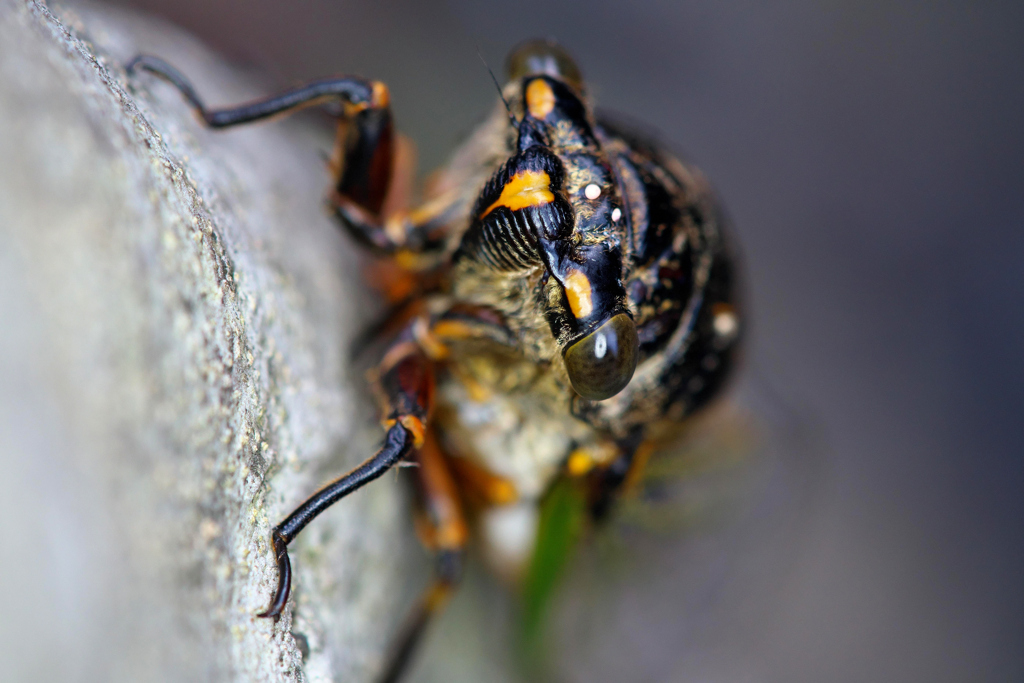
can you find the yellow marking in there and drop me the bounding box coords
[344,81,390,115]
[393,249,420,270]
[566,449,595,476]
[436,527,464,550]
[526,78,556,119]
[382,414,426,449]
[566,443,619,477]
[480,170,554,218]
[401,417,425,448]
[449,456,519,505]
[431,320,477,341]
[485,479,518,505]
[563,269,593,318]
[346,100,369,114]
[371,81,390,108]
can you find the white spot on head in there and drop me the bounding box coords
[713,310,739,340]
[594,331,607,359]
[584,183,601,200]
[611,207,622,222]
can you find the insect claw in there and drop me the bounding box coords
[257,528,291,620]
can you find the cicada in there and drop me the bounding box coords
[127,39,742,682]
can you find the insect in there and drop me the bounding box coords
[127,39,741,682]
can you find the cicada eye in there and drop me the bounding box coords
[506,39,583,91]
[563,313,639,400]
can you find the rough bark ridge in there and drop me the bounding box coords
[0,2,417,681]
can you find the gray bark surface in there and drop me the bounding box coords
[0,2,418,681]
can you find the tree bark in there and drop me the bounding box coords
[0,2,417,681]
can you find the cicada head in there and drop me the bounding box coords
[456,40,638,401]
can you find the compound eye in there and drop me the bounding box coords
[563,313,639,400]
[506,39,583,91]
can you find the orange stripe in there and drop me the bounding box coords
[480,169,554,218]
[431,320,478,341]
[370,81,390,108]
[382,414,426,449]
[563,269,593,318]
[526,78,555,119]
[448,456,519,506]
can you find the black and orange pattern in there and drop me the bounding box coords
[127,38,741,682]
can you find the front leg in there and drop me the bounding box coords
[126,55,459,257]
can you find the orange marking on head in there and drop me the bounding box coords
[480,169,554,218]
[526,78,556,119]
[563,269,593,318]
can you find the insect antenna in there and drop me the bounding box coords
[477,47,516,126]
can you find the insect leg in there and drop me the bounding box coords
[330,188,462,258]
[126,55,462,257]
[586,429,651,520]
[378,432,468,683]
[259,337,435,619]
[126,54,396,219]
[125,55,387,129]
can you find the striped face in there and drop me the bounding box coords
[457,43,638,401]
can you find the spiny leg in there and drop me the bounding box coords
[259,424,414,618]
[259,336,435,619]
[126,55,462,256]
[125,55,384,126]
[378,431,468,683]
[125,54,394,219]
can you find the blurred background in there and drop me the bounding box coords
[88,0,1024,680]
